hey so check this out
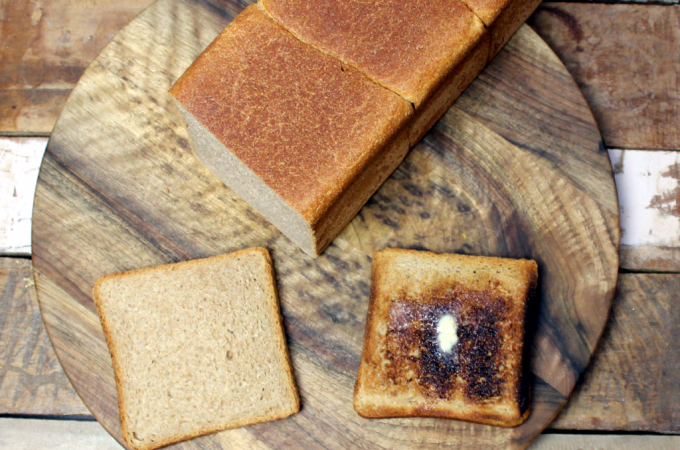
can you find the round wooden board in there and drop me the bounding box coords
[32,0,620,448]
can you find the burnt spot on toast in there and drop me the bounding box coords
[382,286,507,402]
[458,300,505,400]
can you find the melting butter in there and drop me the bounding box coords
[436,314,458,354]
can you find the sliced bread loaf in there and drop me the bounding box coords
[170,4,413,258]
[93,248,299,450]
[354,248,537,427]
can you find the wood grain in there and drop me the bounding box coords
[31,0,618,448]
[552,274,680,432]
[3,140,678,269]
[530,3,680,150]
[0,418,123,450]
[0,258,88,416]
[0,0,154,133]
[7,140,680,268]
[530,434,680,450]
[4,419,680,450]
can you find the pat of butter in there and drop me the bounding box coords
[437,314,458,354]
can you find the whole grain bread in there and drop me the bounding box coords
[93,248,299,450]
[354,248,537,427]
[170,4,412,257]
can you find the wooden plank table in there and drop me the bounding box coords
[1,1,678,448]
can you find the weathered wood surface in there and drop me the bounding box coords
[552,273,680,432]
[30,0,618,448]
[0,0,154,133]
[531,434,680,450]
[0,137,47,255]
[0,418,123,450]
[609,150,680,272]
[0,257,89,416]
[559,0,679,4]
[4,139,679,271]
[3,418,680,450]
[2,1,679,153]
[530,3,680,150]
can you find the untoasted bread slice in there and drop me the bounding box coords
[354,248,537,427]
[93,248,299,450]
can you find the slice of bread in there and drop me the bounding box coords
[170,4,412,258]
[354,248,537,427]
[93,248,299,450]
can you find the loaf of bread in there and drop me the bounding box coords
[171,4,412,257]
[93,248,299,450]
[171,1,541,257]
[354,248,537,427]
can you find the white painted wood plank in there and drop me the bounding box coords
[0,138,48,255]
[0,418,123,450]
[530,433,680,450]
[609,149,680,271]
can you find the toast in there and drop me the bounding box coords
[170,4,412,257]
[93,248,299,450]
[354,248,537,427]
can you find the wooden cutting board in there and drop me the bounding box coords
[31,0,620,448]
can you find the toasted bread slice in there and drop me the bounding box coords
[93,248,299,450]
[170,4,412,257]
[354,248,537,427]
[260,0,486,109]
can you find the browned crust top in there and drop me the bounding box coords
[459,0,511,26]
[355,248,537,426]
[261,0,486,107]
[170,4,412,223]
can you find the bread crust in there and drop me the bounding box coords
[354,248,537,427]
[487,0,544,59]
[460,0,509,26]
[93,248,300,450]
[409,33,490,145]
[457,0,544,59]
[170,4,412,228]
[260,0,486,108]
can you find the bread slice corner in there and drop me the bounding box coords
[93,248,299,450]
[355,248,537,427]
